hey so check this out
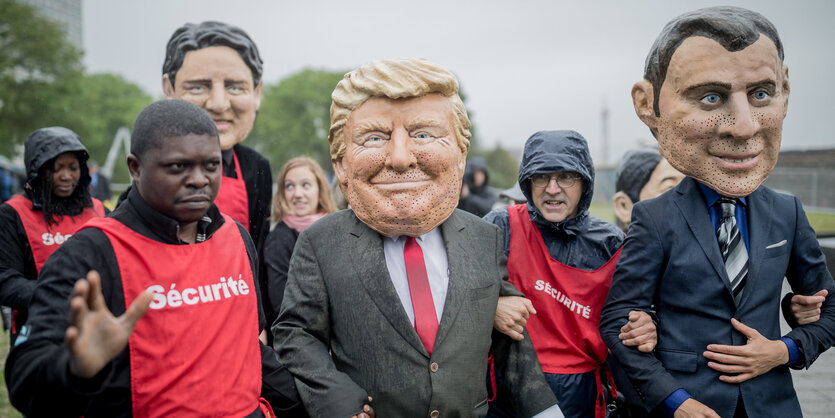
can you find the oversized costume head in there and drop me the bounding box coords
[162,21,263,151]
[632,6,789,198]
[328,58,471,237]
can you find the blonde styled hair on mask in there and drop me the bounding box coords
[327,58,471,163]
[271,156,337,222]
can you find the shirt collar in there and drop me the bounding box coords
[697,182,747,208]
[222,148,235,168]
[221,147,238,178]
[384,227,442,246]
[125,186,223,244]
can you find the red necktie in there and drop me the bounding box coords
[404,236,439,355]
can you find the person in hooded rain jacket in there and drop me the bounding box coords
[485,131,626,418]
[0,127,105,345]
[458,156,498,217]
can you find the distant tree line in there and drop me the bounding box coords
[1,0,153,186]
[1,0,519,190]
[247,69,520,189]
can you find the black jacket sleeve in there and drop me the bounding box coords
[783,196,835,369]
[262,223,299,335]
[0,204,38,309]
[236,144,272,256]
[5,228,129,416]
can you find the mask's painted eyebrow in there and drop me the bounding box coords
[746,79,777,90]
[352,121,391,135]
[181,79,212,85]
[224,79,250,86]
[406,119,444,131]
[681,81,732,95]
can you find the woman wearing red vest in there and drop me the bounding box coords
[261,156,336,344]
[485,131,624,418]
[0,127,105,345]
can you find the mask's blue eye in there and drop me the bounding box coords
[753,90,768,100]
[702,94,720,104]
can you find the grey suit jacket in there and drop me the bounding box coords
[274,209,556,417]
[601,177,835,417]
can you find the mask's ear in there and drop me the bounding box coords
[780,64,790,118]
[333,158,347,188]
[254,80,263,112]
[612,191,635,230]
[162,74,175,99]
[632,79,658,134]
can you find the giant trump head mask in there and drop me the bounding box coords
[631,6,789,198]
[328,58,470,237]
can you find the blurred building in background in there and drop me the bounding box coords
[16,0,83,50]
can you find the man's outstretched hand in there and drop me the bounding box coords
[66,270,153,378]
[703,318,788,384]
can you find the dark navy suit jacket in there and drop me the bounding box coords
[600,177,835,417]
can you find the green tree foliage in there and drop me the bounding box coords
[470,145,520,190]
[0,0,83,156]
[247,68,490,187]
[0,1,151,188]
[248,69,346,175]
[68,73,153,184]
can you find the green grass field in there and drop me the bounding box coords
[0,337,22,417]
[807,212,835,236]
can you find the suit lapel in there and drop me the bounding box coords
[348,213,428,356]
[434,212,467,350]
[672,178,733,294]
[738,186,769,308]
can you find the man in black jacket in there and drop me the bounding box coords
[5,100,304,417]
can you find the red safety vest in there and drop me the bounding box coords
[215,151,251,231]
[82,215,262,418]
[5,195,105,272]
[507,203,620,372]
[507,204,621,418]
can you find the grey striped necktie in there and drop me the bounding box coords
[717,197,747,306]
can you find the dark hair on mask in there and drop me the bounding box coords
[30,152,93,227]
[130,100,219,159]
[615,147,663,203]
[163,21,264,87]
[644,6,784,116]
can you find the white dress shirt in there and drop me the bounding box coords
[383,228,449,325]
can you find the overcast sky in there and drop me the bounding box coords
[82,0,835,165]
